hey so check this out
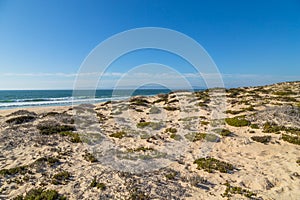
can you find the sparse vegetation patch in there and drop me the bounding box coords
[164,106,179,111]
[59,131,82,143]
[52,170,71,185]
[165,127,177,133]
[185,132,219,142]
[109,131,127,139]
[37,122,75,135]
[282,134,300,145]
[251,135,271,144]
[14,188,66,200]
[90,177,106,190]
[194,157,234,173]
[225,116,250,127]
[170,133,182,140]
[221,181,257,198]
[213,128,231,136]
[6,116,36,125]
[83,152,98,162]
[137,121,164,130]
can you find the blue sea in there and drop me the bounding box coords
[0,89,175,110]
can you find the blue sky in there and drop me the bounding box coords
[0,0,299,89]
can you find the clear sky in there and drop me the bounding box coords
[0,0,299,89]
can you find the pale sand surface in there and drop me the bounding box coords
[0,81,299,199]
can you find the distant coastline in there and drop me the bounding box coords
[0,89,188,110]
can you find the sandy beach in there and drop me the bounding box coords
[0,81,299,199]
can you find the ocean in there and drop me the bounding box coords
[0,89,175,110]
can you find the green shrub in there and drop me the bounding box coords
[109,131,127,139]
[262,122,285,133]
[130,97,150,107]
[129,188,150,200]
[163,106,179,111]
[273,91,296,96]
[200,121,209,125]
[0,165,28,176]
[282,134,300,145]
[83,152,98,163]
[33,156,60,167]
[185,132,219,142]
[59,131,82,143]
[194,157,234,173]
[197,102,207,107]
[153,98,167,104]
[37,122,75,135]
[16,188,66,200]
[52,171,71,185]
[170,133,182,141]
[136,122,164,130]
[226,110,243,115]
[165,127,177,133]
[90,177,106,190]
[297,159,300,166]
[225,116,250,127]
[6,116,36,125]
[165,171,177,180]
[136,122,151,128]
[251,135,271,144]
[213,128,231,136]
[250,124,259,129]
[221,181,257,198]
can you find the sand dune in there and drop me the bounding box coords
[0,81,299,199]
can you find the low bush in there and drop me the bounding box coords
[262,122,285,133]
[273,91,296,96]
[6,116,35,125]
[163,106,179,111]
[137,122,164,130]
[251,135,271,144]
[221,181,257,198]
[129,188,150,200]
[83,152,98,162]
[167,99,179,104]
[282,134,300,145]
[213,128,231,136]
[226,110,243,115]
[194,157,234,173]
[37,122,75,135]
[109,131,127,139]
[15,188,66,200]
[130,97,150,107]
[0,165,28,176]
[200,121,209,126]
[59,131,82,143]
[136,122,151,128]
[250,124,259,129]
[185,132,219,142]
[225,116,250,127]
[170,133,182,141]
[33,156,60,167]
[52,170,71,185]
[165,171,177,180]
[165,127,177,133]
[90,177,106,190]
